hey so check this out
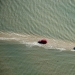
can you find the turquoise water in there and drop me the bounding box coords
[0,0,75,75]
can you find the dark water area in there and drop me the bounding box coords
[0,41,75,75]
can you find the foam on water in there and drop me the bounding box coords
[23,42,42,47]
[71,49,75,51]
[0,32,75,51]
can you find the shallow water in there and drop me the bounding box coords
[0,0,75,75]
[0,41,75,75]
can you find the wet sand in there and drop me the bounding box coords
[0,32,75,51]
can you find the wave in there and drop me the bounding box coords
[0,31,75,51]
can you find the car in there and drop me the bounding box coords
[38,39,47,44]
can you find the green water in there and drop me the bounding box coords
[0,41,75,75]
[0,0,75,75]
[0,0,75,41]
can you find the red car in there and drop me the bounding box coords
[38,39,47,44]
